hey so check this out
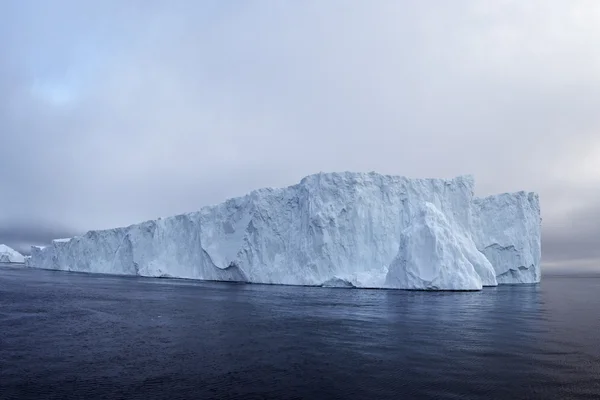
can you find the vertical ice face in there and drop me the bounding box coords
[27,172,542,290]
[27,216,246,281]
[198,173,479,287]
[0,244,25,263]
[473,192,542,283]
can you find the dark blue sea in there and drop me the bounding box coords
[1,265,599,400]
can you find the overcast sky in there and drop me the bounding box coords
[1,1,599,270]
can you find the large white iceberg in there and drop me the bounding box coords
[0,244,25,263]
[27,172,541,290]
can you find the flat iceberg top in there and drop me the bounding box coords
[298,171,475,189]
[27,171,541,291]
[0,244,25,263]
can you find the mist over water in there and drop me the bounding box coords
[1,266,599,399]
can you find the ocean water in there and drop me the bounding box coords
[1,266,599,400]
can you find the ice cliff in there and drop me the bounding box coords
[0,244,25,263]
[27,172,541,290]
[473,192,541,284]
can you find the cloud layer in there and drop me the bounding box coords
[1,1,599,269]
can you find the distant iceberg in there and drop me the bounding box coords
[27,172,541,291]
[0,244,25,263]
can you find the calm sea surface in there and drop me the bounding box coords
[1,265,599,399]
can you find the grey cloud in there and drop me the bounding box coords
[0,221,80,255]
[541,196,600,267]
[1,1,600,270]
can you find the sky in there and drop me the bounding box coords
[1,1,599,270]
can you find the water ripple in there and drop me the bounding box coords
[1,267,599,399]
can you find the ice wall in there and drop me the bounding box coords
[27,172,542,290]
[29,218,246,282]
[473,191,541,283]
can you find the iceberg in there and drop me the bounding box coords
[0,244,25,263]
[27,172,541,290]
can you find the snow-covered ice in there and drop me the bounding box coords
[27,172,542,290]
[0,244,25,263]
